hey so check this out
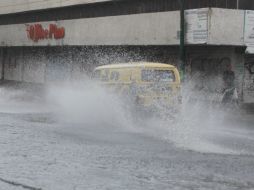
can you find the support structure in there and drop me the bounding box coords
[178,0,185,81]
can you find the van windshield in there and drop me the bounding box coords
[141,69,175,82]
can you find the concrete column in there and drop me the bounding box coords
[0,49,3,80]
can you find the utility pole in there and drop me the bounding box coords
[178,0,185,81]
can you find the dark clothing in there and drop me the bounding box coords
[222,70,236,105]
[223,70,235,88]
[221,87,235,105]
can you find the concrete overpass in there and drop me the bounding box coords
[0,8,246,46]
[0,0,253,103]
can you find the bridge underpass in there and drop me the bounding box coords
[0,5,251,102]
[0,1,253,190]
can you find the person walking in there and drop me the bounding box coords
[221,63,237,105]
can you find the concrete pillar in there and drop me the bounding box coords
[0,48,4,80]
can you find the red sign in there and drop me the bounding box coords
[26,24,65,42]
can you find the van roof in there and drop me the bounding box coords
[94,62,176,70]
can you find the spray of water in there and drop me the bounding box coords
[46,79,135,131]
[0,76,253,156]
[43,76,254,156]
[165,76,254,155]
[0,83,48,114]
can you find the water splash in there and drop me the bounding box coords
[0,79,253,156]
[46,80,135,131]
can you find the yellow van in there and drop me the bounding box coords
[93,62,181,111]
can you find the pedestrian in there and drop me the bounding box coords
[221,63,237,105]
[223,63,235,89]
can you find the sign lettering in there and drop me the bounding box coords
[26,24,65,42]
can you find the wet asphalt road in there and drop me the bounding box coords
[0,84,254,190]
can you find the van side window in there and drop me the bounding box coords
[142,70,175,82]
[101,70,109,81]
[110,71,120,81]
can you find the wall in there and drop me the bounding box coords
[0,11,180,46]
[185,47,245,102]
[0,8,248,46]
[208,8,245,46]
[1,46,180,83]
[1,45,248,102]
[1,46,244,90]
[3,48,44,82]
[243,56,254,103]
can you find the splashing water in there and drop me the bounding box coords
[164,81,254,155]
[0,79,254,156]
[45,78,254,155]
[46,80,135,131]
[0,84,48,114]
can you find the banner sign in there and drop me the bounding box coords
[244,11,254,103]
[185,9,208,44]
[26,23,65,42]
[244,10,254,53]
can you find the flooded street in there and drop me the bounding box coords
[1,0,254,189]
[0,83,254,190]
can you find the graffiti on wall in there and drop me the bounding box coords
[188,56,232,94]
[190,56,231,74]
[243,61,254,103]
[245,62,254,75]
[26,24,65,42]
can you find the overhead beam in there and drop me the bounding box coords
[0,0,113,15]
